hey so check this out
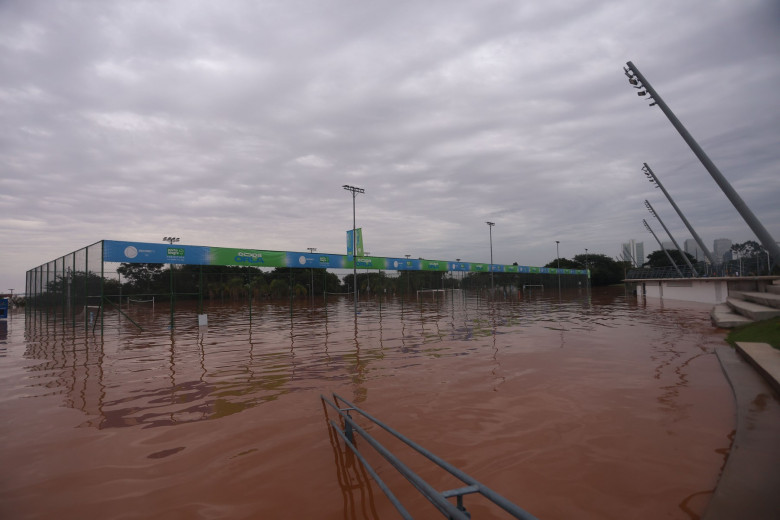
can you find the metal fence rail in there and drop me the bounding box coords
[321,393,539,519]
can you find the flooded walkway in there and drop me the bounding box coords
[0,287,735,519]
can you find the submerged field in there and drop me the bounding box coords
[0,287,734,519]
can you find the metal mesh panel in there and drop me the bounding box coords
[25,241,105,332]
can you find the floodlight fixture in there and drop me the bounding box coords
[644,199,697,276]
[163,237,180,245]
[643,219,684,277]
[641,163,716,268]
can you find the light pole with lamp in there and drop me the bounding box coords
[486,222,495,292]
[343,185,364,316]
[405,254,411,297]
[163,237,180,328]
[585,248,589,289]
[644,200,697,276]
[555,241,561,293]
[307,247,317,304]
[642,163,715,272]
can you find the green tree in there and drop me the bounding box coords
[643,249,696,269]
[117,263,165,294]
[731,240,764,259]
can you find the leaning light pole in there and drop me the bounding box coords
[642,163,716,271]
[624,61,780,269]
[343,185,364,316]
[643,220,684,277]
[645,200,697,276]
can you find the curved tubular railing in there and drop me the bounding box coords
[321,392,540,520]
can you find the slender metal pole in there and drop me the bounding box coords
[352,192,357,311]
[644,219,684,277]
[585,248,589,289]
[625,61,780,268]
[486,222,495,292]
[343,185,364,316]
[643,163,716,268]
[645,200,697,276]
[307,247,317,306]
[555,240,560,293]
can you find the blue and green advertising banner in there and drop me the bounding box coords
[103,240,587,275]
[103,240,209,265]
[346,228,364,257]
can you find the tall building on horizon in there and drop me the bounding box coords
[685,238,703,262]
[621,240,644,267]
[713,238,733,264]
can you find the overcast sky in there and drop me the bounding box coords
[2,0,779,293]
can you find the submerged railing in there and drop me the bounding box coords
[321,393,539,519]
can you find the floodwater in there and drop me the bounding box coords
[0,287,735,519]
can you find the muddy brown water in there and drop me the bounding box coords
[0,287,734,519]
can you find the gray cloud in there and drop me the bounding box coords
[2,0,779,291]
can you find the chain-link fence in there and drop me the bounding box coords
[26,241,104,331]
[27,241,591,334]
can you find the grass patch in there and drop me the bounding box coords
[726,317,780,350]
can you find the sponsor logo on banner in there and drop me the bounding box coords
[167,248,185,257]
[235,251,264,263]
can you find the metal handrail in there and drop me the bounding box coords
[321,393,540,519]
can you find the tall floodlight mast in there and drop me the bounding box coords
[644,200,697,276]
[642,163,716,270]
[343,185,364,316]
[624,61,780,269]
[643,220,683,277]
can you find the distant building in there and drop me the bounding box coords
[685,239,703,262]
[621,240,644,267]
[713,238,732,264]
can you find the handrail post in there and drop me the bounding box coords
[344,410,354,443]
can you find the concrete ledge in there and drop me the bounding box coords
[740,291,780,310]
[707,347,780,520]
[726,298,780,321]
[711,303,752,328]
[735,342,780,397]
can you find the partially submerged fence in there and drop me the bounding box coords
[321,392,539,519]
[25,240,589,334]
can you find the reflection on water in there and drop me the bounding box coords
[3,287,736,519]
[21,290,606,428]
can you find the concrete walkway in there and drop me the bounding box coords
[706,343,780,520]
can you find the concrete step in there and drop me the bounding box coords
[711,303,754,328]
[735,342,780,397]
[739,291,780,309]
[727,298,780,321]
[767,284,780,296]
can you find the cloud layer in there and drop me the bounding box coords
[2,0,779,291]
